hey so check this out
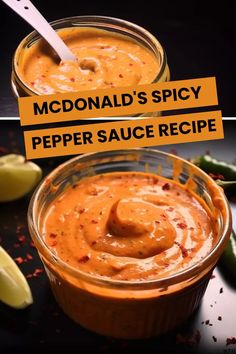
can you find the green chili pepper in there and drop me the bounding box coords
[220,230,236,280]
[192,155,236,181]
[191,154,236,280]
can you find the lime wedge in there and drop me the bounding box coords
[0,246,33,309]
[0,154,42,202]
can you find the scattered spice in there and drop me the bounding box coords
[49,233,57,238]
[209,173,225,180]
[91,220,98,224]
[177,222,187,229]
[226,337,236,346]
[162,183,170,191]
[212,336,217,343]
[218,316,222,321]
[210,274,216,279]
[14,257,24,265]
[78,208,85,214]
[175,241,188,258]
[18,235,26,244]
[78,255,90,263]
[27,268,44,279]
[119,74,123,78]
[167,207,174,212]
[220,287,223,294]
[50,240,57,247]
[25,253,33,261]
[70,77,75,82]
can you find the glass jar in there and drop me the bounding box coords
[28,148,231,339]
[12,16,170,100]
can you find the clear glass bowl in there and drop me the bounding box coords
[12,15,170,100]
[28,148,232,338]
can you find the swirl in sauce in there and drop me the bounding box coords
[43,172,216,281]
[19,28,159,94]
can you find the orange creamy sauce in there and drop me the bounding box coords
[43,172,216,281]
[19,28,159,94]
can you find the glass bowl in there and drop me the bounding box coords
[28,148,232,338]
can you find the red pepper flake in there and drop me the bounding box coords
[70,77,75,82]
[119,74,123,78]
[226,337,236,346]
[209,173,225,180]
[79,224,84,230]
[212,336,217,343]
[88,78,93,82]
[14,257,24,265]
[155,220,160,224]
[78,208,85,214]
[30,81,35,86]
[142,61,146,64]
[26,253,33,260]
[50,240,57,247]
[177,222,187,229]
[175,241,188,258]
[30,241,36,248]
[90,189,98,196]
[26,274,33,279]
[33,268,44,277]
[167,207,174,212]
[49,233,57,238]
[91,220,98,224]
[218,316,222,321]
[91,241,97,246]
[162,183,170,191]
[129,63,133,66]
[219,287,223,294]
[78,255,90,263]
[18,235,26,244]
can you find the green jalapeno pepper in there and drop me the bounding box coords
[220,230,236,280]
[192,154,236,181]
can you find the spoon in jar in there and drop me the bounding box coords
[1,0,77,62]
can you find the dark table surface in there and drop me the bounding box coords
[0,120,236,354]
[0,0,236,117]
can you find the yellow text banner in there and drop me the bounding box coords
[19,77,218,126]
[24,111,223,159]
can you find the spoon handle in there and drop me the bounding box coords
[2,0,76,62]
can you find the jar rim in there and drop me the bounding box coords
[28,148,232,290]
[12,15,168,96]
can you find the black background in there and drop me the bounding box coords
[0,0,236,116]
[0,1,236,353]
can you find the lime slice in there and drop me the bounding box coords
[0,246,33,309]
[0,154,42,202]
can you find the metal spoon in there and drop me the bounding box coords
[2,0,76,62]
